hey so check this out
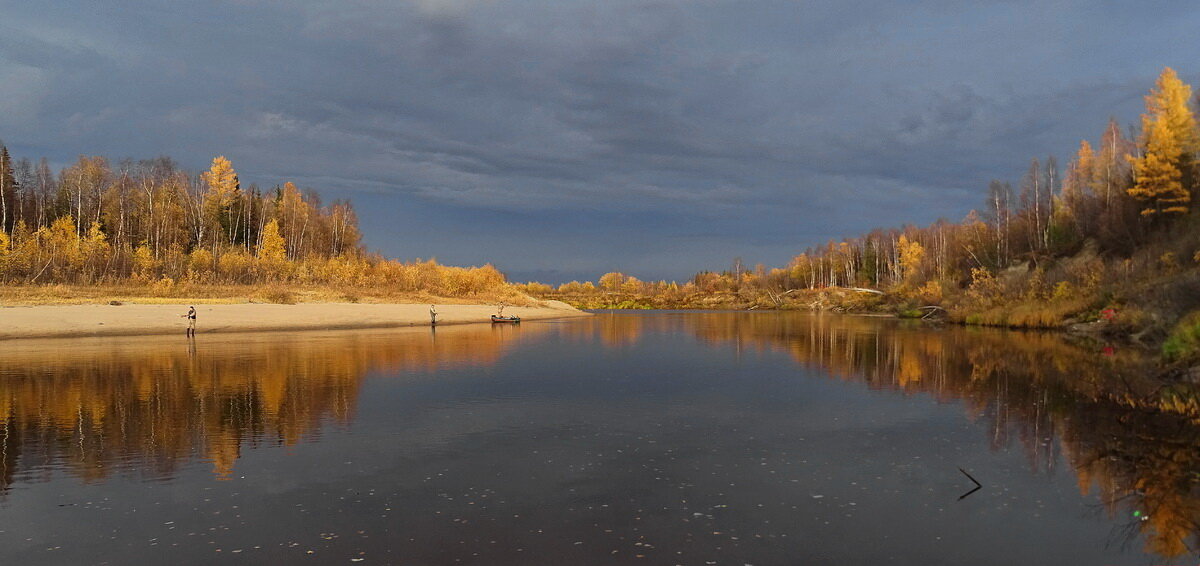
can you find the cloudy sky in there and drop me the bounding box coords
[2,1,1198,283]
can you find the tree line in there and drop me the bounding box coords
[525,68,1200,327]
[0,152,512,299]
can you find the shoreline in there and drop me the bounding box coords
[0,301,590,340]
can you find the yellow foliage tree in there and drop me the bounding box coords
[257,219,289,279]
[201,156,239,201]
[1146,68,1200,155]
[277,182,310,259]
[8,221,35,276]
[1075,140,1095,186]
[622,275,644,295]
[44,216,83,274]
[132,244,156,280]
[0,229,9,276]
[1129,68,1196,216]
[598,272,626,292]
[967,267,1001,305]
[200,156,241,244]
[321,255,366,285]
[81,222,111,281]
[916,280,942,304]
[188,248,214,282]
[1130,115,1188,216]
[217,248,253,282]
[1063,140,1095,219]
[897,235,925,283]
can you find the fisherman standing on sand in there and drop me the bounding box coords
[429,304,438,325]
[183,306,197,335]
[497,302,506,316]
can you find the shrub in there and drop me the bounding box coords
[1066,257,1106,291]
[1163,311,1200,363]
[916,280,943,304]
[262,286,296,304]
[151,276,175,295]
[218,249,253,283]
[1051,281,1074,301]
[1024,268,1048,301]
[188,249,215,282]
[522,282,554,295]
[1160,252,1180,273]
[132,244,157,281]
[967,268,1001,305]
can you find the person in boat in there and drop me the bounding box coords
[429,304,438,325]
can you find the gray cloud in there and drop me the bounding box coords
[1,1,1198,281]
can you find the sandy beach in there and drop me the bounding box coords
[0,301,590,340]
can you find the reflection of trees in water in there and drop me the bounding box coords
[589,312,1200,559]
[1064,407,1200,558]
[0,324,531,488]
[1,313,1196,558]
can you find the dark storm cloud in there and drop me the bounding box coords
[2,0,1199,281]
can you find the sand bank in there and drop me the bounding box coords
[0,301,589,340]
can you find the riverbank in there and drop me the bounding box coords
[0,301,589,340]
[0,283,534,306]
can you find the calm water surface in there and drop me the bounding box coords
[0,311,1197,565]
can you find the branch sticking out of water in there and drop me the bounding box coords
[958,467,982,500]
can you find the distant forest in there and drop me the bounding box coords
[525,68,1200,338]
[0,152,511,300]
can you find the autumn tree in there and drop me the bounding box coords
[55,156,111,238]
[0,229,9,277]
[257,219,289,279]
[200,156,242,248]
[1130,117,1187,216]
[0,145,372,286]
[1128,68,1197,216]
[598,272,626,293]
[622,275,644,295]
[274,182,310,259]
[327,200,361,256]
[1062,140,1095,230]
[81,221,111,281]
[897,235,925,284]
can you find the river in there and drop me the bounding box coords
[0,311,1196,564]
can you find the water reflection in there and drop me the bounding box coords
[0,312,1197,560]
[0,323,533,486]
[579,312,1200,559]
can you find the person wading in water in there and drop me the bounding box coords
[429,304,438,326]
[183,306,197,336]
